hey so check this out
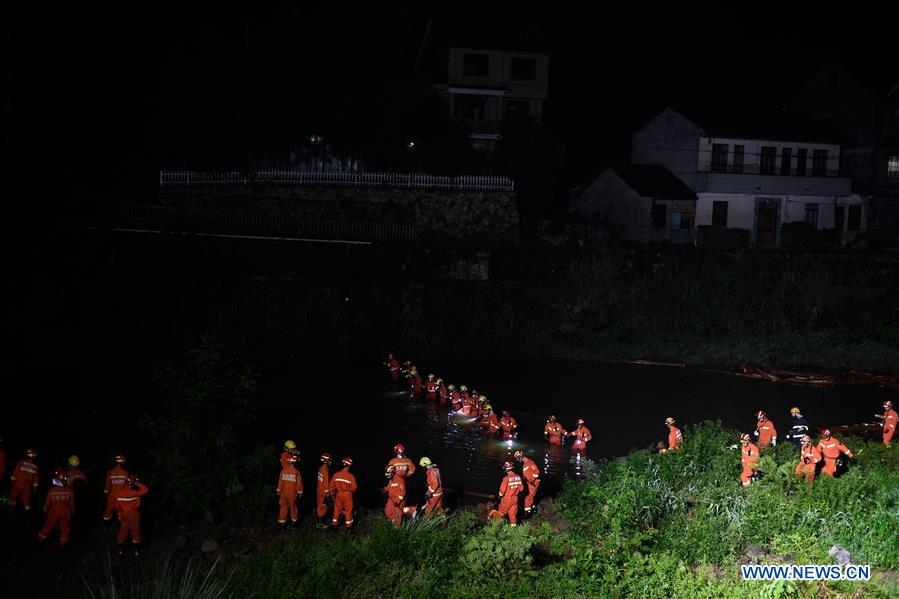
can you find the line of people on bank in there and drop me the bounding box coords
[0,444,149,555]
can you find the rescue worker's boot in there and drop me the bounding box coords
[316,516,328,529]
[278,521,288,532]
[289,519,298,531]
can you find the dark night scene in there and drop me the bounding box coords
[3,5,898,598]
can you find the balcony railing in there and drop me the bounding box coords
[457,118,503,135]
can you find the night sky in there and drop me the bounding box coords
[6,6,895,214]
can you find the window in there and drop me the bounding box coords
[505,99,530,117]
[888,155,899,178]
[463,53,489,76]
[671,212,692,230]
[712,201,728,228]
[453,95,486,119]
[760,146,777,174]
[847,205,862,231]
[733,145,744,173]
[509,57,537,80]
[652,203,667,229]
[796,148,808,176]
[804,203,819,228]
[711,144,729,172]
[781,147,792,175]
[812,149,828,176]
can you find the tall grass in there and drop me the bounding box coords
[82,554,237,599]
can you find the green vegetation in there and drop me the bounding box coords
[224,421,898,598]
[82,554,236,599]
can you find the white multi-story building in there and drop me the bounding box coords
[632,107,864,247]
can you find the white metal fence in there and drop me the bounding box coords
[159,170,514,192]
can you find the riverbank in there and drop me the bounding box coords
[76,421,899,598]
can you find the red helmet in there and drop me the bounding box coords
[502,461,513,471]
[800,435,811,445]
[513,450,524,460]
[756,411,767,421]
[26,448,38,459]
[115,454,126,464]
[342,456,353,467]
[320,452,332,463]
[740,433,751,443]
[820,429,832,439]
[884,401,893,410]
[393,444,405,455]
[548,415,557,422]
[665,417,675,425]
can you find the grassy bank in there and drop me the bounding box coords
[136,421,896,598]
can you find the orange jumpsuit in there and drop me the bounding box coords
[329,468,357,528]
[277,464,303,524]
[668,426,683,451]
[425,380,439,400]
[423,467,444,516]
[8,459,39,510]
[450,390,462,409]
[387,456,416,479]
[818,438,853,477]
[388,358,401,381]
[410,374,423,396]
[103,465,130,520]
[521,457,541,512]
[882,409,898,446]
[383,477,413,527]
[480,413,500,433]
[795,443,821,484]
[497,472,523,525]
[438,382,448,406]
[116,482,149,544]
[67,468,88,513]
[316,463,331,518]
[38,485,75,546]
[740,443,760,486]
[756,420,778,448]
[500,416,518,440]
[545,422,567,445]
[279,451,297,471]
[571,426,592,450]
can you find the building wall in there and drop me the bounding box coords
[631,109,705,190]
[696,137,841,177]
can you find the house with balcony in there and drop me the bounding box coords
[632,107,864,248]
[432,46,549,152]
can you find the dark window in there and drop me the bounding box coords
[711,144,729,172]
[671,212,692,229]
[463,53,489,77]
[796,148,808,176]
[509,57,537,80]
[760,146,777,174]
[733,145,744,173]
[781,147,792,175]
[652,203,667,229]
[804,203,818,227]
[453,95,486,119]
[505,99,530,117]
[847,205,862,231]
[712,201,728,228]
[812,149,828,176]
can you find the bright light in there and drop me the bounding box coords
[406,140,417,150]
[309,134,322,144]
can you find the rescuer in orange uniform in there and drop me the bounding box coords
[875,400,897,447]
[794,435,821,484]
[663,417,683,452]
[382,465,417,527]
[754,411,778,448]
[474,395,487,418]
[103,454,130,523]
[419,457,444,516]
[387,444,416,479]
[316,453,332,529]
[569,419,592,450]
[492,461,523,526]
[480,405,500,434]
[8,448,40,510]
[330,457,358,531]
[514,450,541,516]
[115,477,149,556]
[408,368,423,397]
[385,353,401,382]
[500,410,518,440]
[425,374,439,400]
[280,440,299,470]
[740,433,760,486]
[448,385,462,411]
[277,454,303,530]
[38,470,75,548]
[544,415,567,445]
[437,378,448,406]
[817,429,853,477]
